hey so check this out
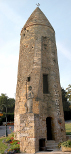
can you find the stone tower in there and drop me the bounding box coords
[14,7,66,153]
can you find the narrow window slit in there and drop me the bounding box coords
[27,77,30,82]
[43,74,48,94]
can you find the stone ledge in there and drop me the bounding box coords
[15,152,71,154]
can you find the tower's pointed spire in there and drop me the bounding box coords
[21,7,54,33]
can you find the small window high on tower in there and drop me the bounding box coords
[27,77,30,82]
[43,74,48,94]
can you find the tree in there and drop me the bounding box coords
[0,94,8,111]
[61,87,71,120]
[7,98,15,113]
[0,94,15,125]
[0,93,15,112]
[66,84,71,102]
[61,88,70,111]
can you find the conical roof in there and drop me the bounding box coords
[21,7,54,32]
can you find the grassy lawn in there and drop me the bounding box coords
[65,123,71,135]
[0,137,8,154]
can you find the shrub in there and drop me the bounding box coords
[61,140,71,148]
[58,142,62,148]
[5,130,20,153]
[7,144,20,153]
[5,132,14,143]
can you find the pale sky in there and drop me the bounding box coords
[0,0,71,98]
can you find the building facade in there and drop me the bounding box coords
[14,7,66,153]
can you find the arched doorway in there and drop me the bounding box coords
[46,117,53,140]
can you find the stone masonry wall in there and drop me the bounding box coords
[14,7,66,153]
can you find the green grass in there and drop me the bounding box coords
[65,123,71,135]
[0,137,8,154]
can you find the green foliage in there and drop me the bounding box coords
[66,84,71,102]
[61,88,70,111]
[58,142,62,148]
[0,93,15,112]
[10,140,19,145]
[0,137,7,154]
[7,98,15,113]
[0,131,20,154]
[8,144,20,153]
[5,132,14,143]
[5,132,20,153]
[0,93,15,123]
[0,94,8,108]
[61,140,71,148]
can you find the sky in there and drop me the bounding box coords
[0,0,71,98]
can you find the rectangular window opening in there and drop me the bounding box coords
[27,77,30,82]
[43,74,48,94]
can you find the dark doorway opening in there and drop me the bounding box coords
[46,117,52,140]
[39,138,45,151]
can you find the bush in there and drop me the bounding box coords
[7,144,20,153]
[5,132,20,153]
[58,142,62,148]
[5,134,14,143]
[61,140,71,148]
